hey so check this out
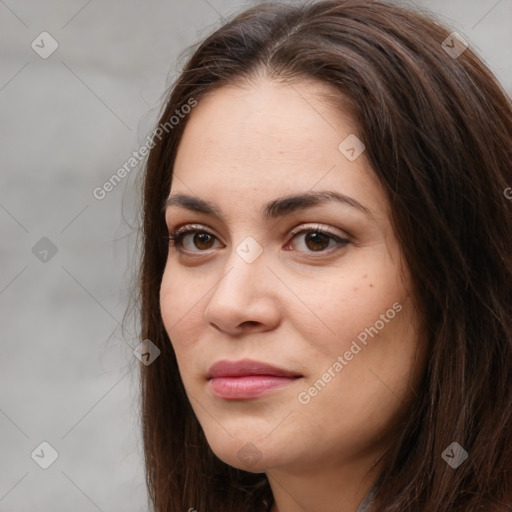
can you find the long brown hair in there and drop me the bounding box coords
[134,1,512,510]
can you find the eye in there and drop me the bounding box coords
[167,224,220,253]
[285,224,349,254]
[166,223,349,255]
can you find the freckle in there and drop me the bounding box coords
[369,283,374,287]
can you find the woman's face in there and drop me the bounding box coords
[160,77,427,474]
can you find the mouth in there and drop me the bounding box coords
[206,358,303,400]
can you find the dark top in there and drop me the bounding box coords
[355,485,376,512]
[263,483,376,511]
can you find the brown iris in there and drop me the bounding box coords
[193,232,215,250]
[303,232,331,251]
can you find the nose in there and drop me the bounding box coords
[203,244,281,336]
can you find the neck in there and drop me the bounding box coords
[266,450,382,512]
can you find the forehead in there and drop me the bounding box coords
[175,78,353,166]
[170,78,385,216]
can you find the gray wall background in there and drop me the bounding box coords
[1,0,510,510]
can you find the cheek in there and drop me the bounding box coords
[294,263,407,360]
[160,262,203,327]
[296,296,423,454]
[159,266,205,365]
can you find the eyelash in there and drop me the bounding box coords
[165,223,349,256]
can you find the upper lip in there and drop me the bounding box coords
[207,358,302,379]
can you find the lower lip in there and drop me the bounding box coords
[208,375,300,399]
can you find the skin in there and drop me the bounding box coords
[160,76,428,512]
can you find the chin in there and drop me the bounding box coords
[205,434,285,473]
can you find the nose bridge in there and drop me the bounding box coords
[217,234,268,298]
[203,233,280,331]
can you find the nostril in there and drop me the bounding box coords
[241,321,259,328]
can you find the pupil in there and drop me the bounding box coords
[306,232,328,251]
[195,233,212,249]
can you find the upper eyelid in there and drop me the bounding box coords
[172,223,210,235]
[290,224,348,238]
[169,223,350,243]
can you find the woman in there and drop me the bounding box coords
[135,0,512,510]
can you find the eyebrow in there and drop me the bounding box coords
[163,190,374,220]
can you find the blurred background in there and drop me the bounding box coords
[0,0,510,510]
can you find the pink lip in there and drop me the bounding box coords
[207,359,302,400]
